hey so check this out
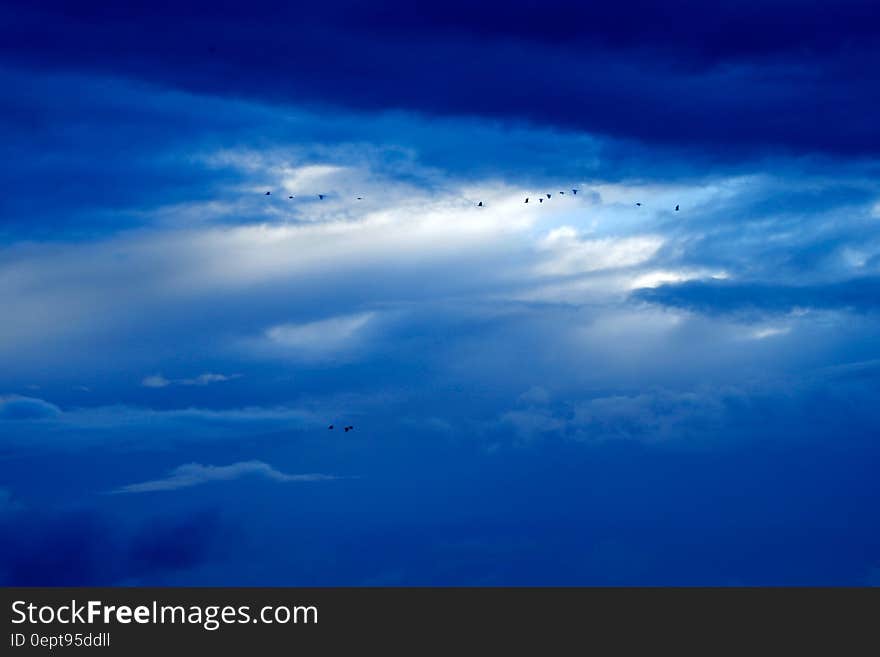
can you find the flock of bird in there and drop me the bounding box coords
[516,189,580,207]
[264,189,680,211]
[327,424,354,433]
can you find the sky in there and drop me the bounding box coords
[1,0,879,585]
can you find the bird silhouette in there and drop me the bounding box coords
[559,191,565,195]
[675,204,679,211]
[357,197,363,200]
[572,189,578,195]
[288,195,294,199]
[546,194,552,199]
[328,424,334,430]
[524,197,529,203]
[477,201,483,207]
[344,425,354,432]
[318,194,325,200]
[636,202,642,206]
[265,191,271,195]
[539,198,544,203]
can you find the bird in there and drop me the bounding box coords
[675,204,679,211]
[288,195,294,199]
[477,201,483,207]
[357,197,363,200]
[572,189,578,195]
[539,198,544,203]
[265,191,271,195]
[546,194,552,199]
[318,194,325,200]
[328,424,334,430]
[559,191,565,195]
[636,202,642,206]
[344,425,354,432]
[524,197,529,203]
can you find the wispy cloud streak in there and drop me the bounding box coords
[111,461,340,494]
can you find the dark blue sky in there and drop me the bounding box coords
[1,1,879,585]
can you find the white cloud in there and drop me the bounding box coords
[141,374,171,388]
[111,460,339,494]
[279,164,348,193]
[839,247,868,269]
[629,269,729,290]
[142,373,239,388]
[747,326,790,340]
[254,312,377,361]
[535,227,663,276]
[180,373,239,386]
[268,313,373,347]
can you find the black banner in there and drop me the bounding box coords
[2,588,877,654]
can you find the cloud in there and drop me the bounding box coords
[0,510,118,585]
[536,228,663,276]
[569,391,726,443]
[0,489,23,515]
[1,68,877,395]
[127,510,227,577]
[141,375,171,388]
[0,507,231,585]
[634,278,880,317]
[142,373,239,388]
[518,386,551,405]
[111,461,339,494]
[254,313,378,362]
[2,4,880,588]
[500,408,568,443]
[0,403,323,452]
[747,326,791,340]
[0,395,61,420]
[629,269,728,290]
[4,1,880,157]
[492,387,762,445]
[179,373,239,386]
[814,358,880,383]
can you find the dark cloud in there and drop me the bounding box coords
[0,506,229,585]
[1,1,878,157]
[633,277,880,316]
[0,488,23,515]
[127,510,226,577]
[0,510,119,585]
